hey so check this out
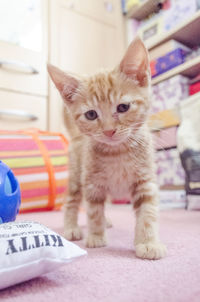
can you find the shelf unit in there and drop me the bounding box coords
[127,4,200,88]
[127,1,200,208]
[149,10,200,85]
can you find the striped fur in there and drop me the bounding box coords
[48,37,166,259]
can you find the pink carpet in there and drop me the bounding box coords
[0,205,200,302]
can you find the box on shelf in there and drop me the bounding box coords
[150,60,157,77]
[163,0,200,32]
[156,148,185,188]
[188,73,200,95]
[153,127,177,150]
[149,39,191,61]
[159,189,186,210]
[189,81,200,95]
[138,14,163,41]
[149,108,180,130]
[151,75,189,113]
[150,48,189,78]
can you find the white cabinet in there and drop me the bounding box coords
[0,0,48,130]
[0,0,48,96]
[0,40,47,96]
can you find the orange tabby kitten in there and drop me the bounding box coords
[48,37,166,259]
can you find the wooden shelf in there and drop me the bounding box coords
[152,55,200,85]
[146,11,200,50]
[149,92,200,131]
[127,0,161,20]
[149,108,180,131]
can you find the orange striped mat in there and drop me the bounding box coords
[0,129,69,213]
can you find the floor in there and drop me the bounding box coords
[0,205,200,302]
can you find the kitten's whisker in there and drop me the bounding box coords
[132,122,143,126]
[127,135,146,147]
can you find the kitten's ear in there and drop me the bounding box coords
[47,64,79,103]
[119,37,150,86]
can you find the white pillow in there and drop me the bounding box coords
[0,221,87,290]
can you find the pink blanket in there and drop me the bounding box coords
[0,205,200,302]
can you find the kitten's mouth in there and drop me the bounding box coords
[94,134,127,146]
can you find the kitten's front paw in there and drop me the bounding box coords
[64,226,83,241]
[135,242,167,260]
[86,234,107,248]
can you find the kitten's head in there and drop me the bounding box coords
[48,37,150,146]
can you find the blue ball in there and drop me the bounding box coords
[0,161,21,223]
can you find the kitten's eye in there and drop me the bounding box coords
[85,110,98,120]
[117,103,130,113]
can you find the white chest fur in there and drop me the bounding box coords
[102,154,135,200]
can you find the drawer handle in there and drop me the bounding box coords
[0,60,39,74]
[0,110,38,121]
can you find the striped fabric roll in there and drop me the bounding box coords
[0,129,69,213]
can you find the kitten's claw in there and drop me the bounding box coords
[64,226,83,241]
[86,234,107,248]
[135,242,167,260]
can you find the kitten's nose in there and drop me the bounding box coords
[103,129,116,138]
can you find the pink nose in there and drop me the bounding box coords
[103,129,116,138]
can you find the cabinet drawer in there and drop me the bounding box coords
[63,0,118,26]
[0,90,47,130]
[0,41,47,96]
